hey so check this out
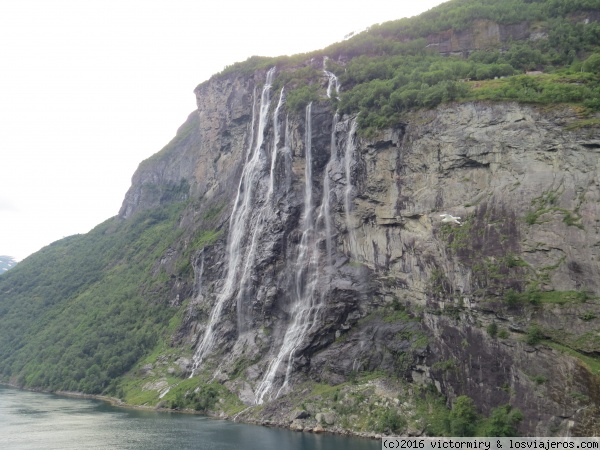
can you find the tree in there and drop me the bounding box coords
[482,405,523,436]
[449,395,479,436]
[583,53,600,73]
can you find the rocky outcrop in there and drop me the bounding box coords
[424,12,600,56]
[426,20,531,55]
[121,64,600,435]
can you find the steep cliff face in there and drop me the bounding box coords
[120,63,600,435]
[426,20,531,55]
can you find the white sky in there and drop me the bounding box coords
[0,0,447,261]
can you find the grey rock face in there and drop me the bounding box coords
[121,67,600,435]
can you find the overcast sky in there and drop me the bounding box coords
[0,0,447,261]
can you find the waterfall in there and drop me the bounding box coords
[344,118,358,259]
[325,71,340,99]
[316,112,338,267]
[190,68,276,376]
[302,103,314,228]
[323,56,340,99]
[195,249,205,300]
[268,88,285,200]
[255,102,323,404]
[238,83,285,333]
[319,59,340,265]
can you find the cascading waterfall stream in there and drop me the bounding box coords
[317,62,340,266]
[343,118,358,259]
[316,112,337,267]
[255,102,324,404]
[325,72,340,99]
[195,249,205,301]
[255,64,345,403]
[323,56,341,99]
[268,88,285,200]
[237,83,285,334]
[190,68,276,376]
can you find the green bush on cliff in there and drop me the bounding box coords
[526,324,545,345]
[583,53,600,72]
[449,396,479,436]
[480,404,524,436]
[421,392,524,437]
[286,84,321,113]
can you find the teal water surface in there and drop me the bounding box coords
[0,385,379,449]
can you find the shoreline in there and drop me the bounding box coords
[0,382,381,441]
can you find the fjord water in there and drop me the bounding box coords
[0,386,378,450]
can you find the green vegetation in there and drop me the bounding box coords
[525,324,545,345]
[579,312,597,321]
[371,408,407,434]
[530,374,548,385]
[502,288,594,306]
[383,300,414,322]
[418,391,523,436]
[486,322,498,338]
[480,404,524,437]
[0,200,194,395]
[0,0,599,434]
[432,359,458,372]
[208,0,600,135]
[548,342,600,375]
[504,253,528,269]
[163,381,220,411]
[361,0,600,37]
[524,190,584,229]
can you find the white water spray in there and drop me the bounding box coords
[255,103,324,403]
[319,58,340,264]
[325,71,340,99]
[323,56,341,99]
[316,113,338,266]
[190,68,276,376]
[268,88,285,200]
[344,118,358,258]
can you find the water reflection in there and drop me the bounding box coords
[0,386,379,450]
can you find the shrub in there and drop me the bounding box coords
[525,324,544,345]
[526,289,542,305]
[487,322,498,338]
[575,290,592,303]
[481,405,523,436]
[498,329,510,339]
[579,312,597,321]
[583,53,600,73]
[373,408,407,434]
[505,289,521,307]
[286,84,320,113]
[449,396,479,436]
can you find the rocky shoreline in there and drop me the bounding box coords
[1,382,382,441]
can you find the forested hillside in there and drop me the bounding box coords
[0,204,189,393]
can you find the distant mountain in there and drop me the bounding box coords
[0,256,16,273]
